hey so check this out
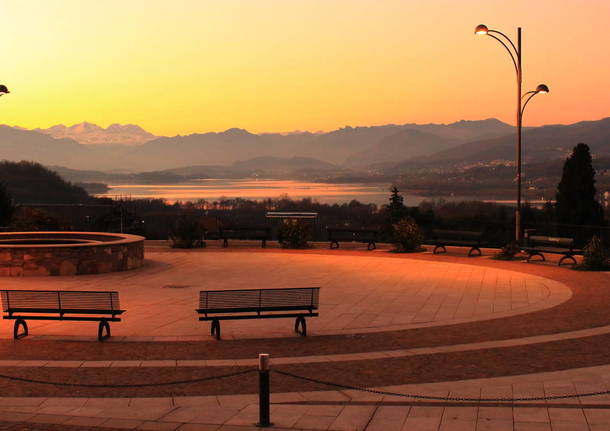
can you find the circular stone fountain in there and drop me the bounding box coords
[0,232,145,276]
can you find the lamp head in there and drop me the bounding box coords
[475,24,489,35]
[536,84,549,94]
[0,85,9,94]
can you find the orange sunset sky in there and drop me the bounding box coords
[1,0,609,136]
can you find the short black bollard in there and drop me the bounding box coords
[256,353,273,427]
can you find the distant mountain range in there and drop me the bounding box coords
[1,117,609,179]
[35,122,159,146]
[0,118,514,171]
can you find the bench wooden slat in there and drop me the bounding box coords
[3,316,123,322]
[4,308,124,315]
[199,312,319,321]
[197,305,317,314]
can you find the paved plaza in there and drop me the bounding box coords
[0,242,609,430]
[0,248,570,340]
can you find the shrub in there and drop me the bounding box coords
[9,207,63,231]
[392,217,424,252]
[169,215,206,248]
[278,219,311,249]
[494,241,521,260]
[579,236,609,270]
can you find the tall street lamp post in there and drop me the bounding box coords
[475,24,549,242]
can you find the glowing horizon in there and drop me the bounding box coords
[1,0,609,136]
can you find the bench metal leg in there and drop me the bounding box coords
[433,245,446,255]
[261,240,266,248]
[368,241,376,251]
[211,319,221,340]
[330,240,339,249]
[294,316,307,336]
[13,318,28,339]
[527,252,545,263]
[468,247,482,257]
[98,319,111,341]
[558,254,577,266]
[223,239,229,248]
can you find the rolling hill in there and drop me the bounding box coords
[384,117,610,172]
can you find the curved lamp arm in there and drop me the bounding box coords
[486,34,519,75]
[521,91,538,116]
[487,30,519,59]
[521,85,549,116]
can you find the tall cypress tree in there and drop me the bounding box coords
[0,182,14,227]
[388,186,406,224]
[555,143,605,226]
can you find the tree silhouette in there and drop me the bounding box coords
[388,186,406,223]
[555,143,605,226]
[0,182,13,226]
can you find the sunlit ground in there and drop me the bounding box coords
[0,251,570,340]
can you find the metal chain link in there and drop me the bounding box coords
[0,369,256,388]
[272,369,610,402]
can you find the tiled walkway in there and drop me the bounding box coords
[2,363,610,430]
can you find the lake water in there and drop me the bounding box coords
[99,179,430,206]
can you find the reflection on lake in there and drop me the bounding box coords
[98,179,421,205]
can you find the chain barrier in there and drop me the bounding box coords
[0,369,256,388]
[2,358,610,404]
[272,369,610,402]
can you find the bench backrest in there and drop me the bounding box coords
[1,290,121,313]
[199,287,320,314]
[432,230,483,241]
[328,228,377,241]
[527,235,574,249]
[219,226,270,239]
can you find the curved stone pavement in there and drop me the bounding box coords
[0,249,572,340]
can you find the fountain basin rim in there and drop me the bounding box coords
[0,232,145,249]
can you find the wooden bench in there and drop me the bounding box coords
[429,230,484,256]
[196,287,320,339]
[523,235,580,265]
[219,225,271,248]
[327,228,378,250]
[1,290,124,341]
